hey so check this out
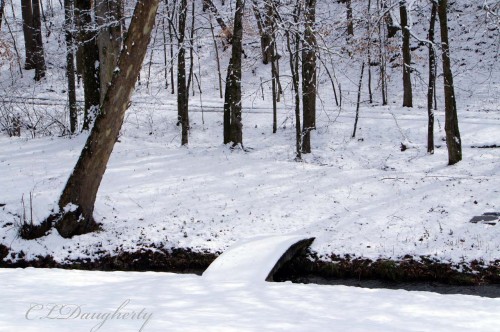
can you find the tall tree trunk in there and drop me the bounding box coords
[223,0,244,146]
[31,0,160,239]
[400,0,412,107]
[427,2,437,154]
[346,0,354,39]
[75,0,100,130]
[352,62,365,138]
[31,0,46,80]
[21,0,35,70]
[64,0,77,133]
[301,0,317,154]
[286,0,301,160]
[378,0,388,105]
[96,0,122,104]
[178,0,189,145]
[437,0,462,165]
[0,0,6,30]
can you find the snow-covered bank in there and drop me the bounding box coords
[1,268,499,332]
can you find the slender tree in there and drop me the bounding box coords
[21,0,161,239]
[75,0,100,130]
[302,0,317,154]
[437,0,461,164]
[399,0,412,107]
[427,1,437,154]
[64,0,77,133]
[20,0,35,69]
[177,0,189,145]
[0,0,6,30]
[31,0,45,80]
[223,0,245,147]
[285,0,301,160]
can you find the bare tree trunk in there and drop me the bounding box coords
[352,62,365,138]
[21,0,35,70]
[75,0,100,130]
[286,0,301,160]
[22,0,161,239]
[437,0,461,165]
[427,2,437,154]
[30,0,46,81]
[0,0,5,30]
[223,0,244,147]
[400,0,412,107]
[209,15,223,98]
[301,0,317,154]
[178,0,189,145]
[64,0,77,133]
[367,0,373,104]
[378,0,388,105]
[166,0,175,94]
[346,0,354,39]
[96,0,122,104]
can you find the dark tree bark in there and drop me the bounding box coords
[21,0,35,70]
[346,0,354,39]
[437,0,462,165]
[29,0,160,239]
[31,0,46,81]
[301,0,317,154]
[223,0,244,147]
[427,2,437,154]
[75,0,101,130]
[178,0,189,145]
[96,0,123,104]
[352,62,365,138]
[399,0,412,107]
[0,0,6,30]
[286,0,301,160]
[64,0,78,133]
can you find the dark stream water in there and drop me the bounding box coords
[285,276,500,298]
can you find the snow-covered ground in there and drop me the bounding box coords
[1,105,499,267]
[1,268,499,332]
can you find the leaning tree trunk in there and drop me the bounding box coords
[178,0,189,145]
[301,0,317,154]
[437,0,462,165]
[427,2,437,154]
[96,0,122,104]
[400,0,412,107]
[23,0,160,239]
[223,0,244,146]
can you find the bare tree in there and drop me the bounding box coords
[75,0,100,130]
[21,0,161,239]
[223,0,245,147]
[301,0,317,154]
[399,0,412,107]
[178,0,189,145]
[427,1,437,154]
[20,0,46,80]
[64,0,77,133]
[437,0,461,165]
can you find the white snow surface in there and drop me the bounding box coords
[1,268,499,332]
[203,235,311,282]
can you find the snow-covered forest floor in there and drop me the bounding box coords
[0,0,499,274]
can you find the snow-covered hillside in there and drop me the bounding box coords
[0,1,498,275]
